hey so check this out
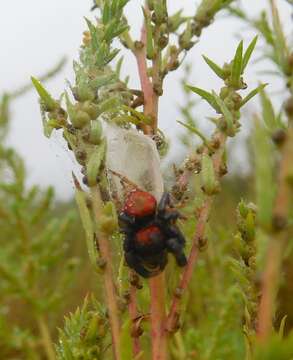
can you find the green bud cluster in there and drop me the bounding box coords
[56,297,108,360]
[194,0,235,37]
[187,38,262,138]
[201,153,220,195]
[231,200,258,338]
[33,1,134,189]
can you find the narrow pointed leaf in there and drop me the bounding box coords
[177,120,212,150]
[103,1,111,24]
[202,55,226,79]
[240,83,268,108]
[259,87,277,130]
[186,85,220,112]
[120,319,133,360]
[270,0,289,69]
[252,116,276,228]
[278,315,287,338]
[231,41,243,87]
[31,77,57,111]
[122,105,153,124]
[86,140,106,187]
[74,176,97,266]
[242,36,258,73]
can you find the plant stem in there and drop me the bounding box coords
[166,196,212,332]
[134,5,168,359]
[91,187,121,360]
[129,284,142,357]
[257,125,293,341]
[257,239,283,341]
[149,272,167,360]
[133,10,154,135]
[36,315,56,360]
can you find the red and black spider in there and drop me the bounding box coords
[119,190,187,278]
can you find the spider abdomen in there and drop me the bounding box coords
[134,225,165,254]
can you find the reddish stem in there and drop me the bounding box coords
[91,188,121,360]
[166,197,212,332]
[134,5,168,359]
[257,126,293,341]
[129,284,142,357]
[134,15,155,135]
[149,273,167,360]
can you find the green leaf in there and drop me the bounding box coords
[259,87,277,130]
[231,41,243,87]
[31,77,57,111]
[103,1,111,24]
[120,319,133,360]
[270,0,289,70]
[84,18,99,50]
[74,177,97,267]
[111,0,118,16]
[278,315,288,339]
[118,0,129,9]
[105,48,121,64]
[116,57,124,77]
[255,11,274,46]
[242,36,258,73]
[86,140,107,187]
[252,116,276,228]
[98,97,121,115]
[186,85,220,112]
[240,83,268,108]
[122,105,153,124]
[202,55,226,79]
[90,73,117,89]
[177,120,212,150]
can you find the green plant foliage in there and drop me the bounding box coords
[252,117,276,230]
[1,0,292,359]
[56,297,109,360]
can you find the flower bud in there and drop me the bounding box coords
[82,101,99,120]
[220,86,230,100]
[72,110,91,129]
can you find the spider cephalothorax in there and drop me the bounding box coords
[119,190,187,278]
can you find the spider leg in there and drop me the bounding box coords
[166,238,187,267]
[158,251,168,271]
[167,224,186,245]
[124,251,153,278]
[119,212,135,225]
[158,192,171,214]
[157,193,182,223]
[161,210,180,222]
[123,234,133,252]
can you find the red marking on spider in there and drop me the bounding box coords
[123,190,157,218]
[136,225,162,245]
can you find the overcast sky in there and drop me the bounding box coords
[0,1,292,200]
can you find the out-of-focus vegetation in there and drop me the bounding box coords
[1,0,293,359]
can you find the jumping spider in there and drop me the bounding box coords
[119,190,187,278]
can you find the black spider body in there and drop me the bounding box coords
[119,190,187,278]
